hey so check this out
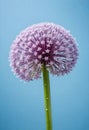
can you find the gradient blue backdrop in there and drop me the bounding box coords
[0,0,89,130]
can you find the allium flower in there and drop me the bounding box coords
[9,23,78,81]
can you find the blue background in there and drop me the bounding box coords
[0,0,89,130]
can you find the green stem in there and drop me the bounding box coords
[42,64,53,130]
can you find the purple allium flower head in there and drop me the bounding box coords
[9,23,78,81]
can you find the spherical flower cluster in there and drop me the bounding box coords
[9,23,78,81]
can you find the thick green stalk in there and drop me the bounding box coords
[42,64,53,130]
